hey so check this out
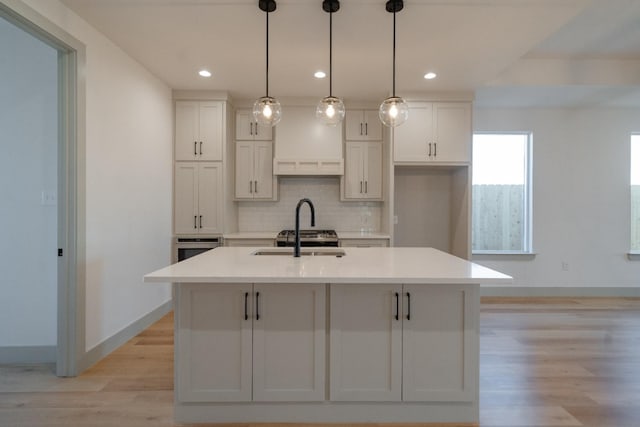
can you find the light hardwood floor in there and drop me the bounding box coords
[1,298,639,427]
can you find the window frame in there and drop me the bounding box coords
[471,131,533,255]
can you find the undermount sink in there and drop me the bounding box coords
[253,248,346,257]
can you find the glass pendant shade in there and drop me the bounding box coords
[316,96,345,126]
[379,96,408,127]
[253,96,282,127]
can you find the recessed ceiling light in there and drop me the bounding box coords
[424,72,437,80]
[199,69,212,78]
[314,71,326,79]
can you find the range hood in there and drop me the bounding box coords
[273,106,344,175]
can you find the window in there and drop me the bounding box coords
[472,133,532,253]
[631,135,640,252]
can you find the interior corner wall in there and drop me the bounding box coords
[19,0,173,352]
[472,107,640,292]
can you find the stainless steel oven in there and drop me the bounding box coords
[173,236,221,263]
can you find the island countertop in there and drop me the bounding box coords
[144,246,511,284]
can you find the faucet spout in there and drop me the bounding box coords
[294,198,315,257]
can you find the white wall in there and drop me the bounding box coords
[0,17,58,347]
[19,0,173,352]
[473,107,640,289]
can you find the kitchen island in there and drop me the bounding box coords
[144,246,511,424]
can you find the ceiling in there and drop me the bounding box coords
[59,0,640,107]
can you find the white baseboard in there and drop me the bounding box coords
[78,300,172,373]
[0,345,56,364]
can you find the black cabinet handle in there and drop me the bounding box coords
[250,122,253,136]
[255,123,258,136]
[434,142,437,157]
[365,122,368,136]
[360,123,363,135]
[199,141,203,155]
[254,180,258,193]
[360,181,363,193]
[199,215,203,228]
[244,292,249,320]
[406,292,411,321]
[194,141,197,156]
[394,292,399,321]
[365,181,368,194]
[255,292,260,320]
[249,180,253,193]
[194,215,197,229]
[428,142,432,157]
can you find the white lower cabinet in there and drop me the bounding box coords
[177,283,325,403]
[330,283,475,402]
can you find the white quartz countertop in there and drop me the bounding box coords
[144,247,511,285]
[222,231,391,240]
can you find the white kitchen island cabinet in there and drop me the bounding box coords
[177,283,325,403]
[145,247,510,424]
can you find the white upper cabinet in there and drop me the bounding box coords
[175,101,223,161]
[174,162,223,235]
[346,110,382,141]
[235,141,274,200]
[344,141,383,200]
[393,102,471,164]
[236,109,272,141]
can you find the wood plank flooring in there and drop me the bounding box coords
[1,297,639,427]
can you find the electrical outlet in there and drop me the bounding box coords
[41,191,57,206]
[561,261,569,271]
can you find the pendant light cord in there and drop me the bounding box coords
[329,8,333,97]
[392,5,396,97]
[266,7,270,97]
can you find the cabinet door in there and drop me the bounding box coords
[363,110,382,140]
[198,102,223,161]
[176,284,252,402]
[235,110,254,140]
[402,284,476,402]
[393,102,433,162]
[345,110,365,140]
[198,162,223,234]
[253,283,325,401]
[175,101,199,161]
[364,141,383,199]
[174,162,199,234]
[235,141,254,199]
[236,110,273,141]
[432,102,471,163]
[252,141,273,199]
[344,142,365,199]
[330,284,402,401]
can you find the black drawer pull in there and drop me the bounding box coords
[406,292,411,321]
[394,292,399,321]
[256,292,260,320]
[244,292,249,320]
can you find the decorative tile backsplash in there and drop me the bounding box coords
[237,177,382,232]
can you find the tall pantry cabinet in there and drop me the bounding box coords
[174,99,231,236]
[391,98,472,259]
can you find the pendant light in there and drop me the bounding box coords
[316,0,345,126]
[253,0,282,127]
[379,0,408,127]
